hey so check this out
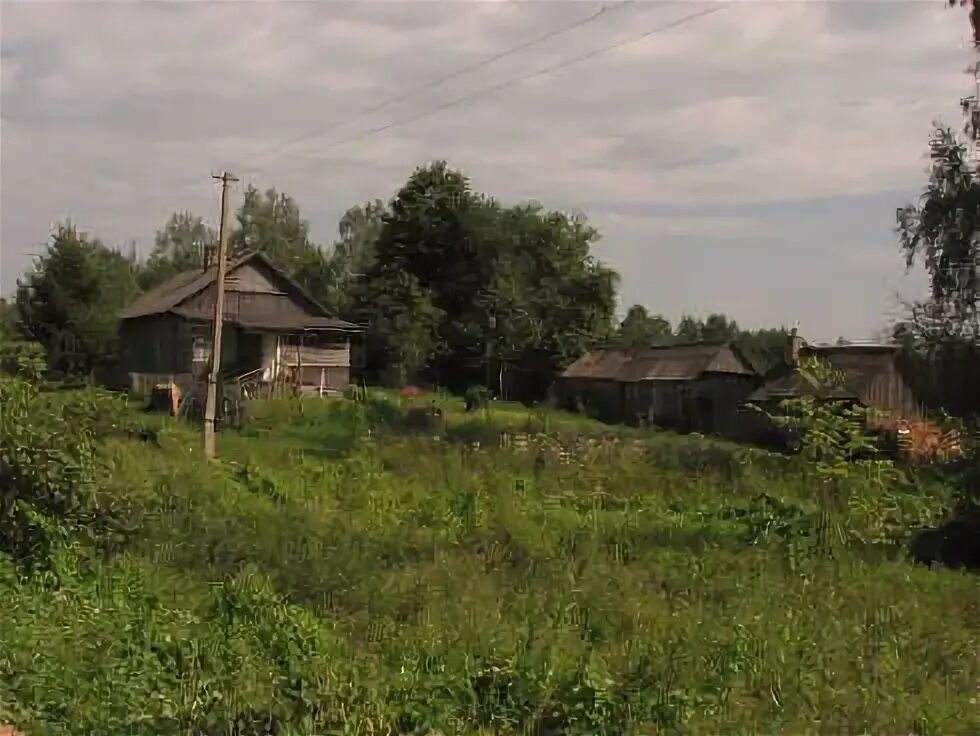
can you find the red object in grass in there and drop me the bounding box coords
[400,385,420,399]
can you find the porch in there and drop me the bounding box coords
[193,325,361,399]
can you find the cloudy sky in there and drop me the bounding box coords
[1,0,977,341]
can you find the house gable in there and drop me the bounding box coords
[118,251,361,332]
[171,256,325,322]
[224,261,285,295]
[702,344,758,377]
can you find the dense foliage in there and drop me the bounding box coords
[352,162,619,396]
[894,30,980,417]
[15,224,140,378]
[0,388,977,735]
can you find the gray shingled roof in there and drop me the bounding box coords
[561,342,757,383]
[745,368,856,403]
[118,251,361,332]
[746,343,901,404]
[118,267,218,320]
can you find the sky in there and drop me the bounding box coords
[1,0,977,342]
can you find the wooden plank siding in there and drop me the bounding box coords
[223,262,281,293]
[296,365,350,390]
[805,348,926,422]
[182,288,312,323]
[860,366,925,422]
[281,344,351,368]
[625,374,757,439]
[118,315,186,374]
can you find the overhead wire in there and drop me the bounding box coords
[180,2,725,200]
[36,2,728,236]
[236,0,637,178]
[281,4,728,162]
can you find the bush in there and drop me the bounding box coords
[0,375,144,571]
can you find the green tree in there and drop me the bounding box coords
[138,212,215,290]
[896,126,980,336]
[357,266,445,387]
[142,187,340,312]
[701,313,740,342]
[616,305,672,347]
[734,326,791,374]
[336,199,387,272]
[233,185,314,267]
[232,185,335,310]
[355,161,619,395]
[16,224,140,378]
[674,315,704,342]
[481,202,619,398]
[324,199,389,316]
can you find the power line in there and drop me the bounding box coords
[243,4,728,169]
[234,1,636,177]
[35,2,726,229]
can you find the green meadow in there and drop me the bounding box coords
[1,383,978,735]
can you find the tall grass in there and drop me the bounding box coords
[1,387,978,735]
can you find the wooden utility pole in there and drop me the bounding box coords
[203,171,239,459]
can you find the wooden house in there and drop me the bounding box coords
[557,341,760,438]
[115,251,363,396]
[746,332,925,423]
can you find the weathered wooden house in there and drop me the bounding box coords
[557,341,760,438]
[115,251,363,395]
[746,332,925,423]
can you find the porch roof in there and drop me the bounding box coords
[171,307,362,333]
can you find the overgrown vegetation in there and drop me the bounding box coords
[1,374,978,735]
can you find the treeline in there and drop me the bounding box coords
[614,305,790,372]
[6,160,789,397]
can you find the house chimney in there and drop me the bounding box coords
[786,326,802,368]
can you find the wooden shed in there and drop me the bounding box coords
[115,251,363,396]
[747,339,925,423]
[557,341,761,438]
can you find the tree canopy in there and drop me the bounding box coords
[138,212,214,290]
[15,224,140,377]
[615,305,672,348]
[353,161,619,397]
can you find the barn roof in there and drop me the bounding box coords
[745,368,857,403]
[561,342,758,383]
[747,342,902,404]
[119,250,359,331]
[560,346,635,380]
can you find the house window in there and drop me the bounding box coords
[192,336,211,363]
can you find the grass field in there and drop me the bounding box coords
[1,385,979,735]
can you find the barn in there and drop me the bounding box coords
[747,334,925,423]
[556,341,761,438]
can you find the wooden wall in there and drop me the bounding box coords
[556,377,626,423]
[183,288,312,323]
[280,335,351,368]
[618,374,758,439]
[859,364,924,421]
[807,350,925,421]
[119,315,185,374]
